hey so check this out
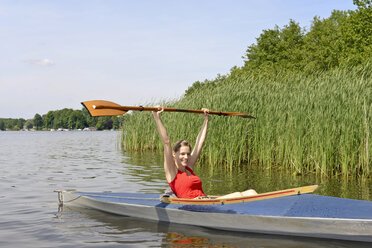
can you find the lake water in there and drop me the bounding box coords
[0,131,371,247]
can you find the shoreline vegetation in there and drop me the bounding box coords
[0,108,124,131]
[122,66,371,177]
[122,1,371,177]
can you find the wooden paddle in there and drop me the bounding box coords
[81,100,256,119]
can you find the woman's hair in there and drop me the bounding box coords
[173,140,192,153]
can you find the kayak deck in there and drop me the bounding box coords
[60,191,372,219]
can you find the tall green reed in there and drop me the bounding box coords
[122,65,371,177]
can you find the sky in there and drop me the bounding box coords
[0,0,356,119]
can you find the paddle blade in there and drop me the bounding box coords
[81,100,128,117]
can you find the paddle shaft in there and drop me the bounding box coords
[93,104,255,118]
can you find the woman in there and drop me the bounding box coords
[153,106,257,199]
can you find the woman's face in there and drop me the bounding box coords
[174,145,191,168]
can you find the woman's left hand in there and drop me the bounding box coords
[152,105,164,119]
[201,108,209,120]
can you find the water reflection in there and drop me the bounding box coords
[120,151,167,193]
[57,206,371,248]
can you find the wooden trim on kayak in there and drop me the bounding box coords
[161,185,318,205]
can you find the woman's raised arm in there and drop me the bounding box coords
[189,108,209,169]
[152,106,176,182]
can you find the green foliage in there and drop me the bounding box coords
[17,119,26,130]
[342,0,372,66]
[25,119,33,129]
[353,0,371,8]
[1,109,124,131]
[33,113,43,130]
[42,108,123,130]
[185,74,226,97]
[243,3,372,73]
[0,118,26,130]
[303,11,348,71]
[0,120,5,131]
[243,20,305,72]
[95,116,117,130]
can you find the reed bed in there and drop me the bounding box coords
[122,66,371,177]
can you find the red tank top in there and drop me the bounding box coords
[168,167,206,199]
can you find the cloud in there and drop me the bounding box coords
[24,58,55,66]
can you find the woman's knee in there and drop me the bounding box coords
[217,192,242,199]
[242,189,257,196]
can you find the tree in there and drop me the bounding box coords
[0,120,5,131]
[353,0,371,8]
[17,118,26,130]
[303,11,348,71]
[95,118,106,130]
[243,26,281,70]
[242,2,371,73]
[44,111,54,129]
[25,119,33,130]
[111,116,119,129]
[33,113,43,130]
[341,0,372,66]
[0,108,123,131]
[243,20,305,72]
[68,110,86,129]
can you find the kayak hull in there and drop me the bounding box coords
[58,191,372,242]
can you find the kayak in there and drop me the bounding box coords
[56,186,372,242]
